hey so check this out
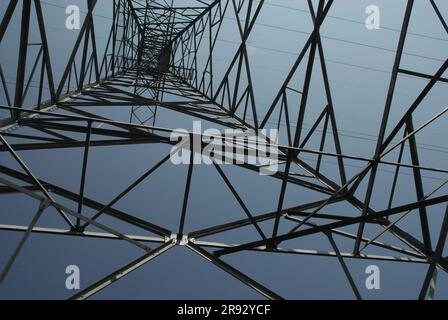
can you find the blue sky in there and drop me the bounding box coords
[1,0,448,300]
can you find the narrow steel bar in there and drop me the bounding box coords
[418,205,448,300]
[70,239,176,300]
[187,242,284,300]
[12,0,32,120]
[353,0,414,255]
[76,121,93,228]
[327,233,362,300]
[0,200,48,284]
[0,134,75,228]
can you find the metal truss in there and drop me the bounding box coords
[0,0,448,300]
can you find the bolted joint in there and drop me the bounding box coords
[265,239,279,250]
[39,199,52,211]
[172,234,189,246]
[70,225,86,234]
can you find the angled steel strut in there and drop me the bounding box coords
[0,0,447,300]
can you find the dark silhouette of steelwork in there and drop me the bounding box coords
[0,0,447,300]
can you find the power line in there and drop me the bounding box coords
[10,2,447,156]
[216,37,393,75]
[225,18,445,63]
[5,72,447,156]
[40,1,113,20]
[39,0,447,64]
[261,0,448,43]
[244,115,448,156]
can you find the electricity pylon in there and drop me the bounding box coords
[0,0,447,300]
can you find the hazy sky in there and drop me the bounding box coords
[1,0,447,300]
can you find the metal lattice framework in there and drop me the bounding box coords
[1,0,448,300]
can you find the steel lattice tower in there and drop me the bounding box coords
[0,0,448,300]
